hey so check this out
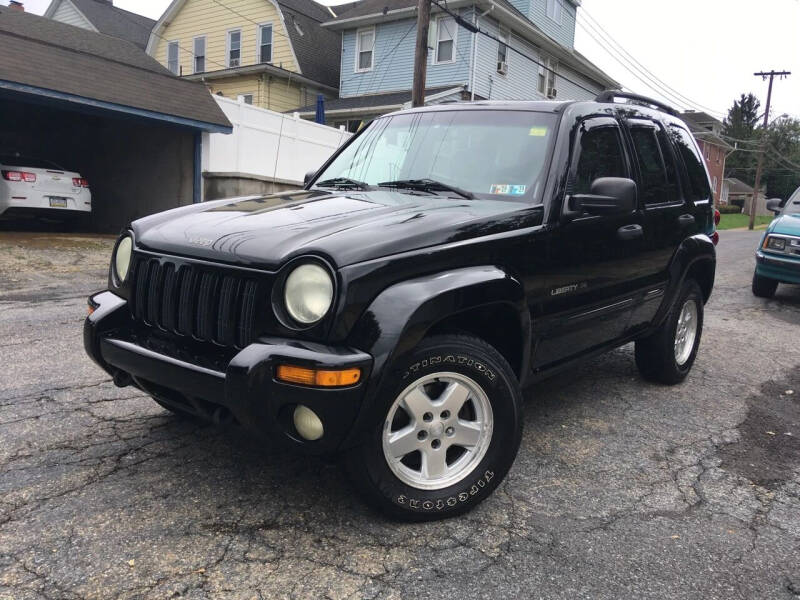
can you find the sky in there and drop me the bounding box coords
[8,0,800,120]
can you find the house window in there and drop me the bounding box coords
[193,36,205,74]
[228,29,241,67]
[238,94,253,104]
[434,16,456,64]
[497,29,508,74]
[546,0,562,24]
[355,27,374,72]
[259,24,273,63]
[712,176,718,193]
[538,55,557,97]
[167,41,179,74]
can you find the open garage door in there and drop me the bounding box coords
[1,96,198,232]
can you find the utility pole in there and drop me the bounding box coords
[411,0,431,107]
[748,70,791,230]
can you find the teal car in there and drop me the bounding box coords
[753,186,800,297]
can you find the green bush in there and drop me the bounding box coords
[718,204,742,214]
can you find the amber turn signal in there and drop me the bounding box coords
[87,305,95,316]
[276,365,361,387]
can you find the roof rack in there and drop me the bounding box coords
[594,90,679,117]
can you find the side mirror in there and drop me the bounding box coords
[304,170,317,187]
[568,177,637,216]
[766,198,783,215]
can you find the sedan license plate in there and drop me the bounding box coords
[49,197,68,208]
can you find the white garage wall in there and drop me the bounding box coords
[202,96,352,186]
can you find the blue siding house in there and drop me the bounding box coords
[295,0,618,129]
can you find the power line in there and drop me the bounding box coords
[574,18,693,114]
[579,7,725,118]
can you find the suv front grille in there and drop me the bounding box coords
[129,255,260,348]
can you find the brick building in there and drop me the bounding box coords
[680,111,733,206]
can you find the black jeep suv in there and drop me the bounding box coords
[85,92,718,521]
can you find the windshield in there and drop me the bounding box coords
[314,110,557,200]
[781,186,800,215]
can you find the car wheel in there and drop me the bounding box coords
[344,334,523,521]
[752,271,778,298]
[635,280,704,385]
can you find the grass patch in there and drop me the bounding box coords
[717,213,774,230]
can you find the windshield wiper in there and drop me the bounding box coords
[315,177,371,190]
[378,179,474,200]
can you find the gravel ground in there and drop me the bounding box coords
[0,229,799,600]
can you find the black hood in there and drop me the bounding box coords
[131,189,542,270]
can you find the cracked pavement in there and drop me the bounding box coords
[1,229,799,599]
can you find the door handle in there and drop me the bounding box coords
[677,214,695,227]
[617,224,643,241]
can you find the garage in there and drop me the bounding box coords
[0,6,231,232]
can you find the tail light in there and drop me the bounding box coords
[711,231,719,246]
[2,170,36,183]
[714,209,721,227]
[72,178,89,188]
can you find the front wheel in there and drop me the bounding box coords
[752,271,778,298]
[635,280,704,385]
[344,334,523,521]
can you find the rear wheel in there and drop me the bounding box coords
[752,271,778,298]
[635,279,704,385]
[344,334,523,521]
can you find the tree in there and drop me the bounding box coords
[722,93,760,183]
[763,116,800,200]
[722,93,800,199]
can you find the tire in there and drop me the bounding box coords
[344,334,523,521]
[752,271,778,298]
[635,279,704,385]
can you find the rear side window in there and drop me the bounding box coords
[629,125,680,205]
[573,122,627,194]
[669,125,711,201]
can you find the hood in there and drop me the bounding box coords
[768,213,800,237]
[132,189,541,269]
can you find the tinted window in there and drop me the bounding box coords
[670,125,711,201]
[574,124,626,194]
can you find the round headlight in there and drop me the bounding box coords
[114,235,133,283]
[284,263,334,325]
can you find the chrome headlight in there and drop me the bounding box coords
[765,236,786,252]
[113,234,133,283]
[284,263,334,325]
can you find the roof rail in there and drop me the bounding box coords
[594,90,679,117]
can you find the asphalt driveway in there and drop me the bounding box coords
[1,229,799,600]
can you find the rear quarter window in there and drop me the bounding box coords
[669,125,711,201]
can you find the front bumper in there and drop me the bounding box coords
[84,291,373,454]
[756,250,800,284]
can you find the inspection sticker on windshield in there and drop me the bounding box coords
[529,126,548,136]
[490,184,526,195]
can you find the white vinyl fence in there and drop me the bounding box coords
[202,96,351,187]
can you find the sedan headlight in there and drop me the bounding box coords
[113,234,133,283]
[765,236,786,252]
[284,263,334,324]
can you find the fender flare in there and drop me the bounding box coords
[341,265,529,448]
[656,233,716,325]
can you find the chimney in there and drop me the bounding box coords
[8,1,24,11]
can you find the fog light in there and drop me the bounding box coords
[293,405,324,441]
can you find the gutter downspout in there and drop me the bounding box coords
[470,2,494,100]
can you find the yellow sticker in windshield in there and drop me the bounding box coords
[529,126,548,137]
[490,184,527,195]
